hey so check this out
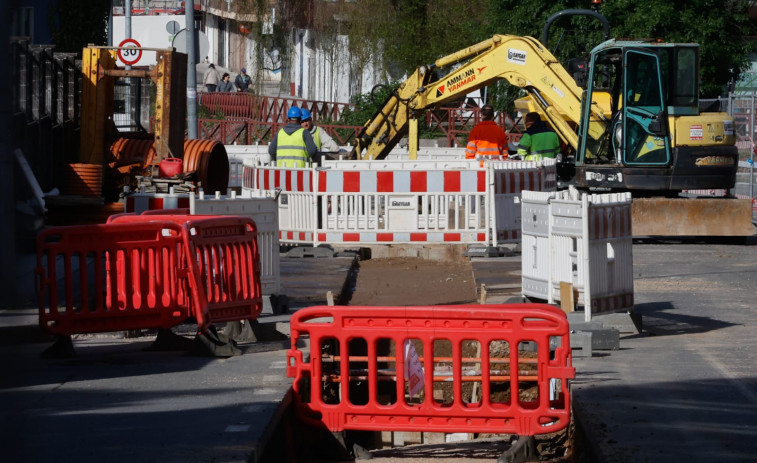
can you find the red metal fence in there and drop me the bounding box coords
[197,118,363,146]
[197,94,522,148]
[199,93,354,123]
[287,304,575,436]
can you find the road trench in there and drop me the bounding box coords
[259,255,595,463]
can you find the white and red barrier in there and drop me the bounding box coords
[521,188,634,321]
[242,158,555,247]
[124,190,281,297]
[489,160,557,243]
[125,192,191,214]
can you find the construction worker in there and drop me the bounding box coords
[300,108,340,153]
[465,104,508,160]
[268,107,318,167]
[517,112,561,162]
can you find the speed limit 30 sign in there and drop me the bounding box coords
[118,38,142,65]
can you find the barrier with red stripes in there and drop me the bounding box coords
[490,160,557,243]
[287,304,575,436]
[242,158,557,246]
[36,221,190,335]
[521,189,634,321]
[126,193,191,214]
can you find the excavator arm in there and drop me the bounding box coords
[351,35,603,161]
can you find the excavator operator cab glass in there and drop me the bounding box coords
[621,50,670,165]
[577,44,672,167]
[672,46,698,110]
[576,47,623,165]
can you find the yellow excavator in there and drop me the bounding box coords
[349,10,753,237]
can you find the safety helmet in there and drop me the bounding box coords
[287,107,302,119]
[300,108,312,121]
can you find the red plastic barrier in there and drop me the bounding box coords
[36,221,189,336]
[182,216,263,331]
[287,304,575,436]
[107,213,220,227]
[141,208,191,216]
[108,213,262,330]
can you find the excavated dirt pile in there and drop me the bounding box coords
[347,257,478,306]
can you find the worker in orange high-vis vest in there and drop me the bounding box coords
[465,104,508,160]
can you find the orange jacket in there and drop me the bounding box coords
[465,121,508,159]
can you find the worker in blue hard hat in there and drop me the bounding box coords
[300,108,340,153]
[268,106,318,167]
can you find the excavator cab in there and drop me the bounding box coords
[574,40,737,193]
[578,42,672,166]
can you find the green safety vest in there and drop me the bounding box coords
[276,128,309,168]
[517,130,560,162]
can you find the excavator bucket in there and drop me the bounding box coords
[632,198,754,237]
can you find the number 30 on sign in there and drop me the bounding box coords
[118,38,142,65]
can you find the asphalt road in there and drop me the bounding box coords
[0,256,355,463]
[572,239,757,462]
[2,242,757,462]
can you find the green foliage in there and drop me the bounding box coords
[350,0,753,100]
[337,83,444,141]
[482,0,755,97]
[197,104,225,121]
[347,0,489,78]
[598,0,754,96]
[49,0,109,54]
[339,83,399,127]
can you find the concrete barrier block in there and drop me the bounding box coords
[593,311,642,334]
[262,294,290,315]
[570,331,592,358]
[285,246,334,258]
[583,328,620,350]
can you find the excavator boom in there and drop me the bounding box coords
[351,35,604,161]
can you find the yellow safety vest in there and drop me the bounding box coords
[311,127,322,151]
[276,128,309,168]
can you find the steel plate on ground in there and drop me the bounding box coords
[631,198,753,237]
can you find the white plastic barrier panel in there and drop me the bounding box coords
[489,159,557,244]
[250,166,319,244]
[125,191,191,213]
[521,188,634,321]
[521,190,553,299]
[225,145,271,189]
[315,167,488,244]
[242,157,556,247]
[191,193,281,296]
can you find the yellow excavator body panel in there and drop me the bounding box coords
[671,113,736,148]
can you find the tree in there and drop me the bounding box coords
[49,0,109,54]
[600,0,754,96]
[483,0,755,97]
